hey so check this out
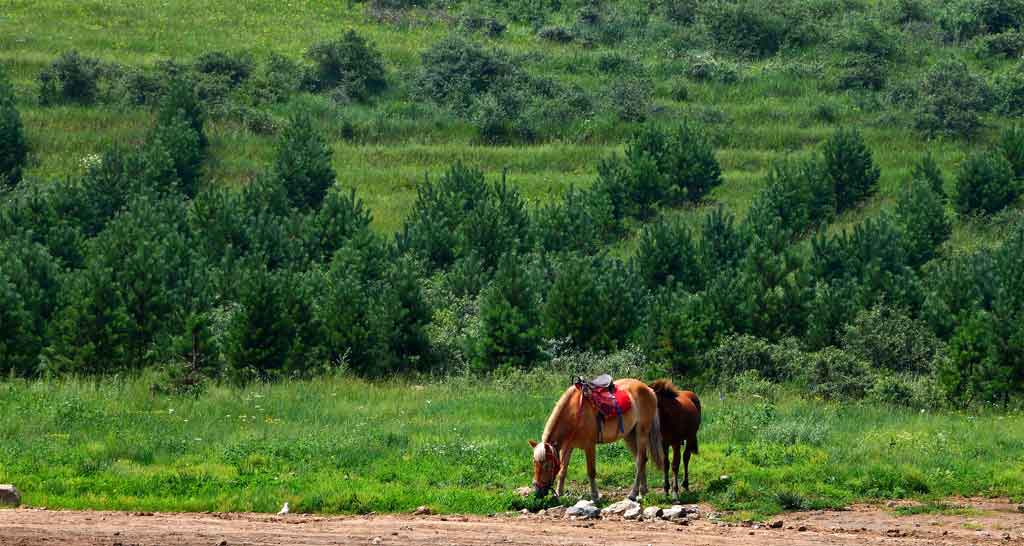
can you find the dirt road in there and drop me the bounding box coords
[2,499,1022,546]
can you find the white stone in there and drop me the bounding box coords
[661,505,685,520]
[643,506,663,519]
[565,500,600,519]
[623,506,642,520]
[601,499,640,515]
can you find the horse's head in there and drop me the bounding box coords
[528,440,560,498]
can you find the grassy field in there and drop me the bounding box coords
[2,373,1022,519]
[1,0,1013,235]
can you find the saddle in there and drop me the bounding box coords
[573,375,632,436]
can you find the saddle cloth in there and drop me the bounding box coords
[574,376,632,434]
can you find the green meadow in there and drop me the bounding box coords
[1,373,1022,518]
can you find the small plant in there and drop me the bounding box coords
[895,177,951,267]
[913,59,992,138]
[193,50,254,85]
[703,1,787,58]
[305,30,387,101]
[821,127,880,212]
[537,26,574,43]
[38,50,100,105]
[607,76,653,122]
[955,150,1017,215]
[273,111,336,210]
[0,68,28,188]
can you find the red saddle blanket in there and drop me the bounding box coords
[581,386,632,418]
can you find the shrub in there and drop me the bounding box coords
[158,78,208,153]
[993,62,1024,115]
[841,305,943,374]
[802,347,871,399]
[148,112,204,198]
[533,186,618,254]
[998,124,1024,179]
[634,216,703,291]
[955,150,1017,215]
[541,254,643,352]
[938,0,1024,41]
[822,127,880,212]
[745,156,833,238]
[703,1,787,58]
[895,177,951,267]
[682,52,741,83]
[460,10,507,37]
[607,76,653,122]
[194,50,254,85]
[38,51,100,105]
[913,59,992,137]
[834,53,889,91]
[0,68,27,188]
[626,122,723,205]
[472,254,544,373]
[911,152,947,197]
[703,334,803,383]
[0,237,62,376]
[639,289,715,373]
[305,30,387,101]
[974,29,1024,58]
[662,0,698,24]
[245,53,305,106]
[415,36,512,113]
[537,25,574,43]
[303,187,373,263]
[699,206,747,273]
[274,111,336,210]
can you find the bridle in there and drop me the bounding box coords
[535,442,562,490]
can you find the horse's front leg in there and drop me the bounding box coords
[555,447,573,497]
[627,438,648,501]
[584,445,599,501]
[662,443,671,495]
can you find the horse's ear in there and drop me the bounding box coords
[528,439,538,448]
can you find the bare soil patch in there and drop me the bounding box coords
[1,499,1021,546]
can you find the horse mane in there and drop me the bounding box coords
[541,387,577,444]
[650,378,680,399]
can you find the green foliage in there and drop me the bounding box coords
[703,334,802,383]
[634,216,703,290]
[913,59,992,137]
[537,25,574,42]
[399,163,529,278]
[273,111,336,210]
[745,157,833,238]
[895,177,951,267]
[702,1,787,58]
[821,127,880,212]
[533,185,618,254]
[639,288,715,373]
[472,253,544,373]
[998,124,1024,179]
[954,150,1017,215]
[607,76,653,122]
[305,31,387,101]
[542,254,642,352]
[148,111,204,198]
[194,50,254,85]
[802,347,871,400]
[38,50,100,105]
[0,68,27,188]
[840,305,943,374]
[0,237,62,376]
[974,29,1024,58]
[911,152,947,197]
[938,0,1024,41]
[415,36,512,113]
[158,78,208,152]
[631,122,723,203]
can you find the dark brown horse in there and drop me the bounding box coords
[650,379,701,498]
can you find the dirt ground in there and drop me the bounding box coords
[2,499,1022,546]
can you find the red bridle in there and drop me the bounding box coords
[536,442,562,489]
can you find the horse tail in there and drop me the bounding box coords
[650,378,679,399]
[687,391,701,455]
[649,405,665,471]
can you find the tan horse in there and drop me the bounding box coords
[529,378,664,501]
[650,379,701,498]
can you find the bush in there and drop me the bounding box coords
[471,254,544,373]
[274,111,336,210]
[533,186,618,254]
[0,237,62,376]
[745,156,833,238]
[896,177,951,267]
[939,0,1024,41]
[460,10,507,37]
[245,53,305,106]
[639,288,715,373]
[703,334,803,383]
[625,122,723,205]
[158,78,208,153]
[868,372,946,408]
[194,50,254,85]
[974,29,1024,58]
[911,152,947,197]
[537,26,574,43]
[0,68,27,188]
[802,347,871,399]
[998,124,1024,179]
[634,216,703,290]
[821,127,880,212]
[662,0,698,24]
[682,52,741,83]
[415,36,511,113]
[913,59,992,137]
[38,51,100,105]
[955,150,1018,215]
[541,254,643,352]
[993,62,1024,115]
[841,305,943,374]
[607,76,653,122]
[702,1,787,58]
[148,113,204,198]
[305,31,387,101]
[834,53,889,91]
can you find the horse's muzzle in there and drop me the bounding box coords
[533,484,550,499]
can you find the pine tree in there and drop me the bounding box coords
[473,254,543,372]
[0,67,28,188]
[274,111,336,210]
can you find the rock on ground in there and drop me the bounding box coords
[643,506,663,519]
[623,506,642,520]
[565,500,600,520]
[661,504,699,520]
[601,499,640,516]
[514,486,533,497]
[413,506,432,516]
[0,485,20,506]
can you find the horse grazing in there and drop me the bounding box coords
[650,379,701,498]
[529,377,664,501]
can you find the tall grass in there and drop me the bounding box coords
[1,373,1021,517]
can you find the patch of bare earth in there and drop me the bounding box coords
[1,499,1021,546]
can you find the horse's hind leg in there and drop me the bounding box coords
[672,443,682,498]
[584,445,599,501]
[682,442,692,492]
[628,427,650,501]
[662,443,671,495]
